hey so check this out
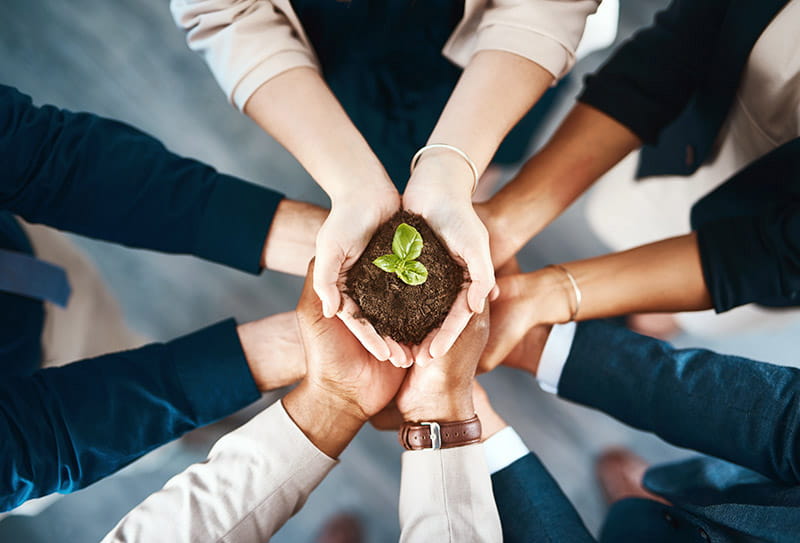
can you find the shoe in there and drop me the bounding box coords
[596,448,669,505]
[315,512,364,543]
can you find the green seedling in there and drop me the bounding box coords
[373,223,429,286]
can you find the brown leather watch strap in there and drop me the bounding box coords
[398,415,481,451]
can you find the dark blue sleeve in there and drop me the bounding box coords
[0,85,284,274]
[578,0,729,143]
[691,138,800,311]
[491,453,595,543]
[559,321,800,485]
[0,319,260,512]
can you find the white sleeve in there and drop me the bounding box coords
[536,321,577,394]
[399,444,502,543]
[102,401,337,543]
[482,426,530,474]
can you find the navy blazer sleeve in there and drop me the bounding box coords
[560,321,800,485]
[491,453,595,543]
[0,319,260,512]
[0,85,284,274]
[578,0,730,143]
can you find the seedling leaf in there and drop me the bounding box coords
[398,260,428,285]
[373,254,402,273]
[392,223,423,261]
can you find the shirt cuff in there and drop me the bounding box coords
[536,322,577,394]
[483,427,530,475]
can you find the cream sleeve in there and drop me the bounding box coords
[170,0,319,110]
[444,0,602,79]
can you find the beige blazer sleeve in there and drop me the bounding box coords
[169,0,319,110]
[171,0,599,112]
[399,444,502,542]
[444,0,601,79]
[101,401,337,543]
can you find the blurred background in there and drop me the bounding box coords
[2,0,799,541]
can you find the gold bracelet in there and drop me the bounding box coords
[409,143,479,195]
[551,264,582,322]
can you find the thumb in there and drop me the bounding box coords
[313,243,345,318]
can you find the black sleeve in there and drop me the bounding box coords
[578,0,730,143]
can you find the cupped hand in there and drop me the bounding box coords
[299,260,407,421]
[403,161,495,360]
[313,182,402,362]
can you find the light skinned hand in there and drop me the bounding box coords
[403,162,495,361]
[299,260,407,422]
[313,183,405,363]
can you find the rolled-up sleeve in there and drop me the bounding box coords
[444,0,600,79]
[170,0,319,110]
[696,208,800,312]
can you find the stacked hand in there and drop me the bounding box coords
[284,260,407,457]
[284,260,490,457]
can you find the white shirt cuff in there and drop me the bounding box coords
[536,322,577,394]
[483,427,530,475]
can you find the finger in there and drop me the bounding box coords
[385,337,411,368]
[412,336,434,367]
[313,241,345,318]
[429,289,473,358]
[463,241,496,314]
[489,284,500,302]
[337,296,391,361]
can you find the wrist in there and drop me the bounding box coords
[327,168,397,204]
[525,267,576,325]
[282,380,364,458]
[237,313,305,391]
[261,199,326,275]
[407,150,476,200]
[401,389,475,423]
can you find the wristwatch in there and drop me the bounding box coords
[398,415,482,450]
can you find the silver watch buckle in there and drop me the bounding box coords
[421,422,441,450]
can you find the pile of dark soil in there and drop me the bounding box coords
[345,211,466,345]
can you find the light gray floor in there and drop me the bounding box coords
[2,1,799,541]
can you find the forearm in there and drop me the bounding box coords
[244,68,394,200]
[526,233,712,325]
[0,320,259,512]
[261,199,326,276]
[486,104,640,264]
[416,51,553,195]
